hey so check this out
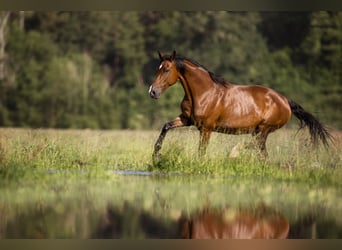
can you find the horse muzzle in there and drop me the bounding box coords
[149,85,162,99]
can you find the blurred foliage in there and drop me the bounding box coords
[0,11,341,129]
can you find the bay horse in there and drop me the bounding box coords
[148,51,332,159]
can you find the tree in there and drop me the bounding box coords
[0,12,10,81]
[40,53,115,128]
[5,28,61,127]
[0,11,340,129]
[299,12,342,127]
[258,11,341,128]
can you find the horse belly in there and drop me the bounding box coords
[214,108,263,135]
[214,126,254,135]
[192,108,261,134]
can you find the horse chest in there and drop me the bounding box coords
[190,98,227,129]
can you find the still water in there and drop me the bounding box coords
[0,171,342,238]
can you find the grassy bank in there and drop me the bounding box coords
[0,128,341,186]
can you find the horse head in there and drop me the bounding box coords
[149,51,179,99]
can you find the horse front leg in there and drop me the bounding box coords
[153,115,189,161]
[198,129,212,157]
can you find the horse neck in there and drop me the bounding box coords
[178,61,215,102]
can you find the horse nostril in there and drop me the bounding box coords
[149,85,159,99]
[149,88,156,98]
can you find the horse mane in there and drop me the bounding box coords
[161,54,230,87]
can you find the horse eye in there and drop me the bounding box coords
[164,68,170,73]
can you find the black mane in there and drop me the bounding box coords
[161,55,230,87]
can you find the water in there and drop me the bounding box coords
[0,171,341,238]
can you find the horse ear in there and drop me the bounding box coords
[171,50,176,60]
[158,51,164,60]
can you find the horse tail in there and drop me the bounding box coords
[288,99,332,147]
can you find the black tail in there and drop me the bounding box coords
[288,99,332,147]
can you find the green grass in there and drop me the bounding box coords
[0,127,341,186]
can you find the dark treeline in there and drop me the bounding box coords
[0,11,341,129]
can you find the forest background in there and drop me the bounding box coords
[0,11,341,130]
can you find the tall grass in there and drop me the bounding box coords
[0,128,341,186]
[151,128,341,184]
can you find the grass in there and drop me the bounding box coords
[0,127,341,186]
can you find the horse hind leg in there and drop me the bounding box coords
[257,135,268,158]
[255,129,271,158]
[229,126,274,159]
[228,138,264,158]
[229,127,262,158]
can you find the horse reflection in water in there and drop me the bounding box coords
[93,203,289,239]
[178,204,289,239]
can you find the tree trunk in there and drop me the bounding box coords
[19,11,25,30]
[0,12,10,81]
